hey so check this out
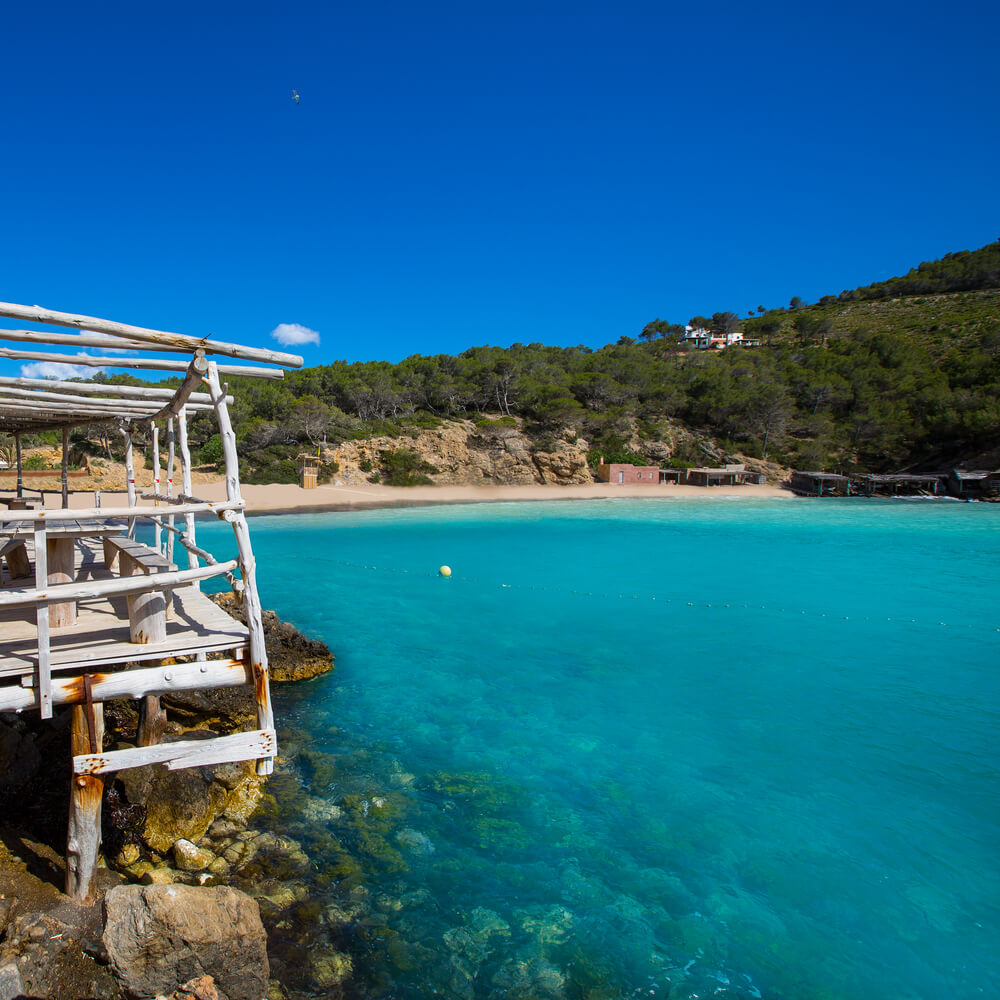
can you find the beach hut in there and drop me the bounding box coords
[685,464,759,487]
[788,471,852,496]
[0,300,302,901]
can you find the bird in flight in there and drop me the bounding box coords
[292,89,300,104]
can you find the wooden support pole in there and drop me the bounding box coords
[137,695,168,747]
[14,432,22,499]
[151,422,161,554]
[165,418,176,565]
[149,356,210,422]
[61,427,69,509]
[176,411,199,574]
[121,425,136,539]
[206,362,275,776]
[33,525,52,719]
[66,701,105,902]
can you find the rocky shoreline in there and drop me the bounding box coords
[0,597,335,1000]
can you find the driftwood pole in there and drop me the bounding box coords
[165,418,176,564]
[176,412,198,573]
[120,425,136,539]
[151,423,161,554]
[61,428,69,508]
[66,700,104,902]
[137,696,168,747]
[14,433,22,499]
[206,362,275,776]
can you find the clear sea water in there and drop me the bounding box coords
[200,498,1000,1000]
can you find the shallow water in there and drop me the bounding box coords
[201,498,1000,999]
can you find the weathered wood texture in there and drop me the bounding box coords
[0,497,243,525]
[0,658,251,713]
[74,728,277,776]
[0,346,286,379]
[0,557,237,610]
[66,702,104,901]
[137,694,168,747]
[0,374,227,405]
[32,525,52,718]
[207,362,274,776]
[0,301,303,367]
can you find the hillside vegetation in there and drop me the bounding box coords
[16,241,1000,483]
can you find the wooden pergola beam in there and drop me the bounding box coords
[0,347,286,379]
[0,302,304,367]
[0,374,229,406]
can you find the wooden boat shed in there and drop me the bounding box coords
[0,301,303,901]
[788,471,852,497]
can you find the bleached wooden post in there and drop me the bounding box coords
[66,701,104,902]
[137,695,168,747]
[120,425,136,539]
[151,422,161,554]
[14,432,22,499]
[176,411,199,573]
[206,362,274,776]
[61,428,69,509]
[165,418,176,564]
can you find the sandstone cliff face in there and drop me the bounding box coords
[331,418,593,486]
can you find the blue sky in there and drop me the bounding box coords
[1,0,997,376]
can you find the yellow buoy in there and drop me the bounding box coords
[439,565,452,577]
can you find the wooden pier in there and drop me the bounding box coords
[0,301,302,902]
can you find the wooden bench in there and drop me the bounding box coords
[103,537,177,643]
[0,536,31,582]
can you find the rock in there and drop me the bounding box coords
[396,828,435,855]
[141,867,176,885]
[154,974,221,1000]
[222,778,263,823]
[120,765,228,853]
[332,418,594,487]
[0,963,24,1000]
[103,884,269,1000]
[308,949,352,989]
[207,594,334,682]
[173,840,215,872]
[0,716,41,792]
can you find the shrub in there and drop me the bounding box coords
[23,455,49,470]
[199,434,224,465]
[381,449,437,486]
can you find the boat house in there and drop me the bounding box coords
[0,300,302,901]
[789,471,853,496]
[685,465,764,487]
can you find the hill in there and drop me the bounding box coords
[11,241,1000,482]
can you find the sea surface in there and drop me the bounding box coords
[200,498,1000,1000]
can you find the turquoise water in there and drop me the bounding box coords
[201,499,1000,999]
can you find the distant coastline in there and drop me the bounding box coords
[54,480,793,516]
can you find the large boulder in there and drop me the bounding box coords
[119,763,228,854]
[103,884,268,1000]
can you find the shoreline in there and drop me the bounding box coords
[153,481,796,516]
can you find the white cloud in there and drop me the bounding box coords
[20,360,105,379]
[271,322,320,347]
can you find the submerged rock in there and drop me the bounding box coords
[103,884,268,1000]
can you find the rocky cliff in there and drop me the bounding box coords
[330,418,594,485]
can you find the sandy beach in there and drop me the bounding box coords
[183,480,793,514]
